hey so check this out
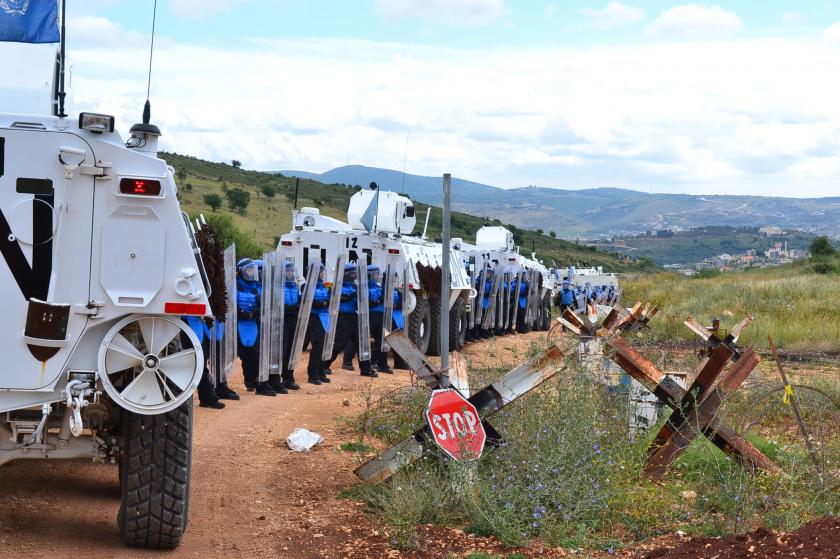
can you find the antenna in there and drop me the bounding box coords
[128,0,161,146]
[57,0,67,117]
[400,130,410,195]
[293,178,300,209]
[421,207,431,240]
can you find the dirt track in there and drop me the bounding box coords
[0,333,553,559]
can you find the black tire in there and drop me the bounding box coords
[119,400,192,549]
[408,296,431,355]
[427,296,442,356]
[449,296,467,351]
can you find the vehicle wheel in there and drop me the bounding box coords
[408,296,431,355]
[119,399,192,549]
[449,296,467,351]
[427,296,442,356]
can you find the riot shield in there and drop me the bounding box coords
[381,263,395,352]
[321,254,346,360]
[510,271,523,329]
[402,262,411,325]
[481,268,502,330]
[357,266,372,362]
[269,255,285,376]
[528,269,540,325]
[466,257,476,329]
[208,320,218,388]
[258,252,276,383]
[474,256,489,328]
[501,270,511,329]
[221,244,238,383]
[287,259,320,371]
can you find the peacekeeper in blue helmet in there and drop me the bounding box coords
[276,261,302,392]
[477,267,495,340]
[305,264,332,385]
[236,258,277,396]
[366,265,394,374]
[326,263,377,378]
[515,271,530,333]
[559,279,575,313]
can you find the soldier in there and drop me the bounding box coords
[366,265,394,374]
[306,264,331,385]
[278,261,301,392]
[236,258,278,396]
[559,279,575,314]
[328,263,377,378]
[478,268,494,339]
[516,272,529,333]
[184,317,224,409]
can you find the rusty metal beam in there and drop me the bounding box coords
[384,330,447,388]
[354,345,566,482]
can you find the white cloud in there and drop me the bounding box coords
[783,12,803,24]
[579,2,644,29]
[170,0,249,20]
[647,4,743,38]
[57,32,840,198]
[822,22,840,44]
[376,0,504,26]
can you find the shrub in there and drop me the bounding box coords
[203,193,222,211]
[226,188,251,214]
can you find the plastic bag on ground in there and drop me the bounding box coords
[286,428,324,452]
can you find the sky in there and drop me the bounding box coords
[6,0,840,197]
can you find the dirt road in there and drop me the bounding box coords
[0,333,552,559]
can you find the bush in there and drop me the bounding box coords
[260,185,276,198]
[226,188,251,214]
[201,213,262,258]
[203,193,222,211]
[809,236,836,257]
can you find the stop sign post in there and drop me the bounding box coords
[425,388,486,461]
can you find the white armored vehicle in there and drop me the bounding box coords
[454,226,555,332]
[0,104,210,546]
[278,186,473,354]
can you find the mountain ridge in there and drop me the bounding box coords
[278,165,840,239]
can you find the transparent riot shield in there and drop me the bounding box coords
[288,259,320,371]
[527,269,539,325]
[221,244,237,383]
[500,270,511,329]
[466,257,476,329]
[381,263,395,352]
[258,252,276,383]
[401,262,411,326]
[208,320,218,388]
[481,269,502,330]
[269,255,285,377]
[321,254,346,360]
[510,271,523,329]
[357,267,372,362]
[474,256,489,328]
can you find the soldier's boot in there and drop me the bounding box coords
[268,375,289,395]
[255,381,278,396]
[215,382,240,400]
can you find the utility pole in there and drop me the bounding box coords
[440,173,452,385]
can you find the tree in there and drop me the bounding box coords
[549,230,557,238]
[226,188,250,215]
[176,168,187,183]
[231,160,242,169]
[810,236,836,257]
[203,193,222,211]
[185,183,193,192]
[260,185,276,199]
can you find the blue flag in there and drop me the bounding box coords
[0,0,60,44]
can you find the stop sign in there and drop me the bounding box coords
[425,388,486,461]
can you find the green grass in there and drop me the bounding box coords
[622,260,840,352]
[340,442,373,453]
[350,342,840,553]
[164,152,656,272]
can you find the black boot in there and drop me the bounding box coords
[199,399,225,409]
[215,383,240,400]
[342,361,354,371]
[255,381,278,396]
[268,375,289,394]
[319,372,331,383]
[307,375,322,386]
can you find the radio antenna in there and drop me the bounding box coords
[400,129,410,195]
[57,0,67,117]
[142,0,158,125]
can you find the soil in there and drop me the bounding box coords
[0,329,835,559]
[640,517,840,559]
[0,331,567,559]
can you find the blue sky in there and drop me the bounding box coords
[26,1,840,196]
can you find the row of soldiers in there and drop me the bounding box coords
[193,258,407,408]
[465,267,534,341]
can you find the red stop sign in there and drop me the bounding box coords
[425,388,486,461]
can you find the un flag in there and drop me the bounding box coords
[0,0,60,44]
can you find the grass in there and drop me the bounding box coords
[621,260,840,352]
[350,340,840,553]
[164,151,656,272]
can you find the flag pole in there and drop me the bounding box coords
[57,0,67,117]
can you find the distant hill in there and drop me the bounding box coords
[279,166,840,240]
[164,153,655,272]
[593,226,815,266]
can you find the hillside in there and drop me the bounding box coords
[622,258,840,352]
[280,165,840,240]
[593,226,815,265]
[165,153,655,272]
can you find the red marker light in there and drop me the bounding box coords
[388,249,400,254]
[164,302,206,315]
[119,178,162,196]
[281,240,293,247]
